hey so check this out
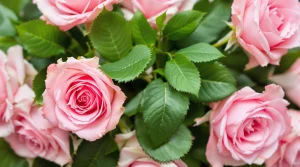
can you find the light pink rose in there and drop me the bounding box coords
[43,57,126,141]
[266,110,300,167]
[33,0,120,31]
[121,0,198,27]
[115,131,187,167]
[0,46,37,137]
[206,84,291,167]
[231,0,300,69]
[5,107,71,166]
[270,59,300,108]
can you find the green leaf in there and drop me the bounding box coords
[17,20,69,57]
[125,91,143,117]
[231,70,256,89]
[0,0,22,14]
[101,45,152,82]
[33,68,47,105]
[131,11,156,45]
[275,50,300,74]
[156,12,166,32]
[219,49,248,71]
[184,102,205,127]
[179,0,231,47]
[135,114,192,162]
[197,62,236,102]
[90,11,132,62]
[0,139,28,167]
[153,68,165,77]
[72,135,118,167]
[32,158,59,167]
[165,55,201,96]
[22,2,42,21]
[141,79,189,147]
[69,26,88,52]
[163,10,205,41]
[0,4,18,36]
[112,4,124,16]
[30,57,55,72]
[246,66,273,85]
[145,50,156,69]
[182,152,201,167]
[176,43,224,62]
[194,0,231,43]
[0,37,17,52]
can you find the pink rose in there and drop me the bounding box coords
[33,0,119,31]
[0,46,36,137]
[266,110,300,167]
[206,84,291,166]
[121,0,198,27]
[115,131,187,167]
[43,57,126,141]
[270,59,300,108]
[5,107,71,166]
[231,0,300,69]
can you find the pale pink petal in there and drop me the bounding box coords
[5,134,37,158]
[6,45,25,84]
[42,91,59,125]
[14,84,35,114]
[0,120,14,137]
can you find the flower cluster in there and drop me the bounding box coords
[0,46,70,165]
[1,0,300,167]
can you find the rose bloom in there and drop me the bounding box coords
[0,45,37,137]
[270,59,300,108]
[121,0,198,27]
[33,0,119,31]
[43,57,126,141]
[115,131,187,167]
[5,107,71,166]
[266,110,300,167]
[206,84,291,167]
[231,0,300,69]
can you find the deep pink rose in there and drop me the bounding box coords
[266,110,300,167]
[121,0,198,27]
[231,0,300,69]
[33,0,119,31]
[0,46,36,137]
[270,59,300,108]
[43,57,126,141]
[115,131,187,167]
[5,107,71,166]
[206,84,291,166]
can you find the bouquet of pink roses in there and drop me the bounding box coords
[0,0,300,166]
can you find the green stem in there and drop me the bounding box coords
[167,52,173,60]
[212,38,229,48]
[157,32,163,50]
[153,72,157,80]
[118,118,131,133]
[212,30,233,48]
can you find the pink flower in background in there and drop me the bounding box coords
[0,46,36,137]
[43,57,126,141]
[270,59,300,108]
[206,84,291,166]
[33,0,119,31]
[121,0,198,27]
[266,110,300,167]
[5,107,71,166]
[115,131,187,167]
[231,0,300,69]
